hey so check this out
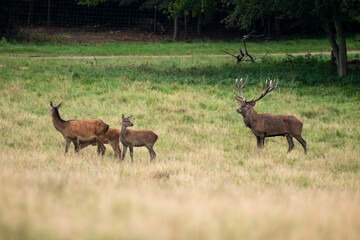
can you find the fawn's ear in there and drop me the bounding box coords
[56,102,63,109]
[50,101,54,108]
[122,114,125,120]
[128,115,133,120]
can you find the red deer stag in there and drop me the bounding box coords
[50,101,109,154]
[234,78,307,153]
[120,115,158,162]
[79,128,122,160]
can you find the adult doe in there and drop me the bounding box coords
[234,78,307,153]
[120,115,158,162]
[79,128,122,160]
[50,101,109,154]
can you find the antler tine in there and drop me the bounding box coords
[234,77,248,103]
[251,79,278,102]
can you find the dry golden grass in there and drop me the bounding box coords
[0,57,360,239]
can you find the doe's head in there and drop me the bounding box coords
[50,101,63,114]
[122,114,134,127]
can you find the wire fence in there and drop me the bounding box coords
[7,0,170,32]
[1,0,239,42]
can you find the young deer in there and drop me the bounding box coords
[120,115,158,162]
[50,101,109,154]
[234,78,307,153]
[79,128,122,160]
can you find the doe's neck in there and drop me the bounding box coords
[51,110,67,132]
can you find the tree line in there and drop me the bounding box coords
[78,0,359,77]
[1,0,359,77]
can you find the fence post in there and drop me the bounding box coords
[47,0,51,26]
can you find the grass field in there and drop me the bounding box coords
[0,52,360,239]
[1,37,360,56]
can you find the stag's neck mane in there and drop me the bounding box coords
[242,108,259,128]
[51,108,68,132]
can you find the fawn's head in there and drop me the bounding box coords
[50,101,63,116]
[122,114,134,127]
[234,77,278,115]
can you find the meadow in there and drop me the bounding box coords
[0,51,360,239]
[1,36,360,56]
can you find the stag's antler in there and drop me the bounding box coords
[251,78,278,102]
[234,77,248,103]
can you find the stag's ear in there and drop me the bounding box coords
[128,115,133,120]
[249,101,256,107]
[56,102,63,109]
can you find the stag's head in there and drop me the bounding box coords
[122,114,134,127]
[50,101,63,115]
[234,77,278,115]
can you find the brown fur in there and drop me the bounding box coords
[120,115,158,162]
[50,101,109,154]
[235,79,307,153]
[79,128,122,160]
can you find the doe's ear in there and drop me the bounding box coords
[56,102,63,109]
[122,114,125,119]
[128,115,133,120]
[50,101,54,108]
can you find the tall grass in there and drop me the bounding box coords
[0,56,359,239]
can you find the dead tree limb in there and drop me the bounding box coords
[223,30,266,64]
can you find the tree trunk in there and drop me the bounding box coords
[323,17,347,77]
[334,18,347,77]
[184,13,188,40]
[274,15,281,36]
[267,15,271,38]
[27,0,35,25]
[173,16,179,41]
[197,12,202,37]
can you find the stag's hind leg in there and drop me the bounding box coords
[294,135,307,154]
[286,135,295,153]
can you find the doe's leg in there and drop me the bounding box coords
[65,140,71,154]
[147,145,156,162]
[122,145,127,161]
[73,139,80,153]
[129,146,134,163]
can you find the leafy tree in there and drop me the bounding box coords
[77,0,218,40]
[221,0,360,77]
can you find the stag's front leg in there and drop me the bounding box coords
[256,136,265,149]
[256,136,261,148]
